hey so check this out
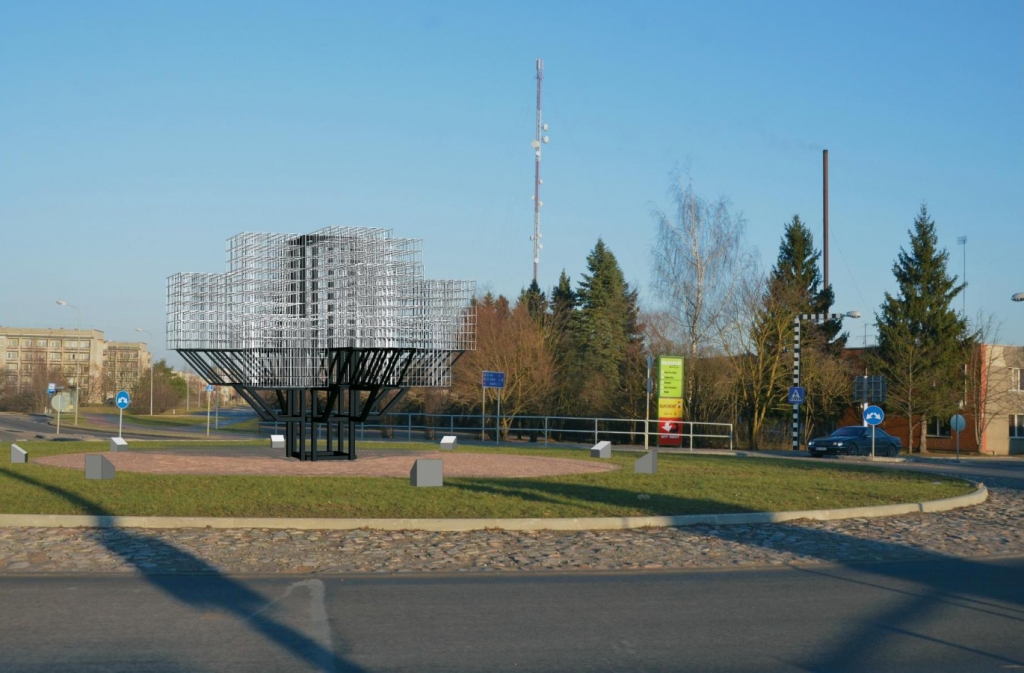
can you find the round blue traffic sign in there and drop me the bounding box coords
[863,405,884,426]
[115,390,131,410]
[950,414,966,433]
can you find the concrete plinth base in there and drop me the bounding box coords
[590,441,611,459]
[10,444,27,464]
[85,454,116,480]
[634,451,658,474]
[410,459,443,487]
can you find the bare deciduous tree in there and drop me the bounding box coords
[723,271,797,449]
[451,298,555,437]
[651,177,752,357]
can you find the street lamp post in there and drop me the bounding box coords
[135,328,154,416]
[55,300,82,427]
[792,311,861,451]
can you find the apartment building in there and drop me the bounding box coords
[0,327,150,404]
[0,327,106,402]
[103,341,154,401]
[841,343,1024,456]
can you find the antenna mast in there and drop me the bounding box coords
[531,59,549,284]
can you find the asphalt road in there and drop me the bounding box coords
[0,411,256,443]
[2,556,1022,673]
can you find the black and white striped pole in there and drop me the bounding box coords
[792,311,860,451]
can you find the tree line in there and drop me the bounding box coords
[0,359,190,416]
[405,178,981,452]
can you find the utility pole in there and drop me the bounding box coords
[958,236,967,317]
[823,149,829,290]
[530,58,549,284]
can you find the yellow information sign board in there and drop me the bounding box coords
[658,397,683,418]
[658,356,684,399]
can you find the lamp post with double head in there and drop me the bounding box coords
[135,328,154,416]
[55,300,82,426]
[792,311,861,451]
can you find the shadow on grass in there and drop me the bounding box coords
[448,477,753,516]
[3,470,363,673]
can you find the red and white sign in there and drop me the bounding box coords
[658,418,682,446]
[657,397,683,446]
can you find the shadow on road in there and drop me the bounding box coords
[447,475,1024,671]
[3,470,363,673]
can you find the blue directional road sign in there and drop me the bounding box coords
[47,383,56,397]
[115,390,131,410]
[863,405,884,426]
[206,384,214,393]
[787,386,806,405]
[481,371,506,389]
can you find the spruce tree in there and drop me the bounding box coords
[547,270,579,416]
[872,205,969,452]
[573,240,634,415]
[769,215,843,348]
[750,216,850,444]
[518,279,548,322]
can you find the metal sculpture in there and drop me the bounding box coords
[167,227,475,460]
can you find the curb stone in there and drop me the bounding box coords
[0,484,987,532]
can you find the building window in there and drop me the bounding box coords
[7,339,18,347]
[926,417,952,438]
[5,364,16,372]
[5,352,16,360]
[1011,415,1024,438]
[49,353,60,361]
[49,340,61,348]
[1012,369,1023,392]
[36,340,47,348]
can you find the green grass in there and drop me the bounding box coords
[0,440,974,519]
[116,415,211,427]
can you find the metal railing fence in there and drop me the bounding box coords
[257,412,733,450]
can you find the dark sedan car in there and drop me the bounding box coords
[807,426,901,457]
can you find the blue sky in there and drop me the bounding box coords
[2,1,1022,365]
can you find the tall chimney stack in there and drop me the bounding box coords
[823,149,829,290]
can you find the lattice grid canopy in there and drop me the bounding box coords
[167,227,475,388]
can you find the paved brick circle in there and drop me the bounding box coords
[32,451,620,478]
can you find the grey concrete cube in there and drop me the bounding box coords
[410,458,443,487]
[439,435,457,451]
[271,434,285,450]
[10,444,27,464]
[634,451,658,474]
[590,441,611,459]
[110,437,129,452]
[85,454,116,480]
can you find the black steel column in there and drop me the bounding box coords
[299,390,306,461]
[348,351,358,460]
[310,391,318,461]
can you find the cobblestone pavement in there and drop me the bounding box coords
[1,486,1020,575]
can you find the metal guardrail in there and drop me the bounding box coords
[257,413,733,450]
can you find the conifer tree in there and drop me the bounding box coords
[518,280,548,322]
[574,239,634,415]
[872,205,970,452]
[769,215,842,348]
